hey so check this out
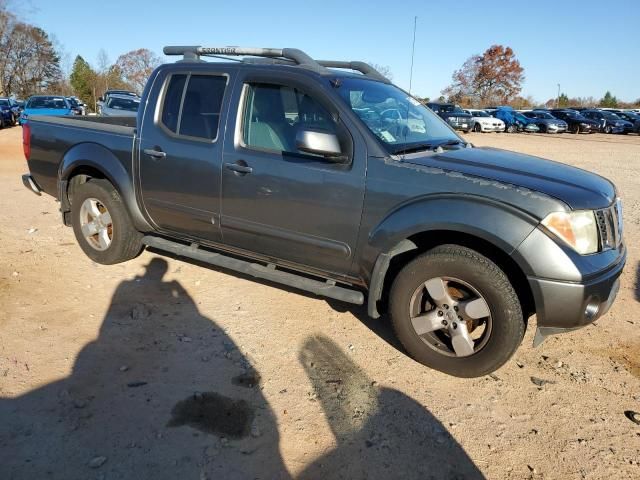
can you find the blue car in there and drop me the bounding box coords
[20,95,75,125]
[0,97,20,128]
[495,106,539,133]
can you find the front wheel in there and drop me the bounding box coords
[474,123,482,132]
[71,179,143,264]
[604,125,612,134]
[506,124,516,133]
[389,245,525,377]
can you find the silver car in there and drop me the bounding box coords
[100,94,140,117]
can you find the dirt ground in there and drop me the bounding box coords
[0,126,638,480]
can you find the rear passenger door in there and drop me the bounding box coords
[139,70,231,242]
[220,72,366,276]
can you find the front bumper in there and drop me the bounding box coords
[479,123,504,132]
[528,247,625,341]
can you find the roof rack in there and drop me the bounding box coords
[162,46,390,82]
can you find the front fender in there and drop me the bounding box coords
[368,195,539,258]
[59,142,151,231]
[364,195,540,318]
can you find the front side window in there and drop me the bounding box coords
[160,73,227,140]
[242,83,339,154]
[335,78,459,153]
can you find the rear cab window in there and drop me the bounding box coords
[159,72,228,141]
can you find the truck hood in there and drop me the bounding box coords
[402,146,615,210]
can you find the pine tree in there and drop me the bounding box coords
[599,91,618,108]
[69,55,95,106]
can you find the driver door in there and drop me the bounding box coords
[220,74,366,276]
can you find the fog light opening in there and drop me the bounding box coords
[584,299,600,321]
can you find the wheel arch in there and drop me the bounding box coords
[366,197,538,321]
[59,142,151,231]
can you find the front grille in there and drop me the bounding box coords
[595,199,623,250]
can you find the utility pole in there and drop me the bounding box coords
[556,83,561,108]
[409,16,417,94]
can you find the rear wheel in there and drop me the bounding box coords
[389,245,524,377]
[506,124,516,133]
[71,179,143,264]
[604,125,612,134]
[571,123,580,134]
[473,123,482,133]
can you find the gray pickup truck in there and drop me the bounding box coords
[21,46,625,377]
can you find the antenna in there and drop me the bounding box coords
[409,16,417,94]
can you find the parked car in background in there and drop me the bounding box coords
[548,109,600,134]
[523,110,568,133]
[20,95,75,125]
[66,97,85,116]
[581,110,632,134]
[426,102,474,133]
[97,90,140,114]
[0,97,20,127]
[100,94,140,117]
[464,109,505,132]
[611,111,640,133]
[495,106,539,133]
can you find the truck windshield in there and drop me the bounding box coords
[335,78,460,153]
[0,99,9,107]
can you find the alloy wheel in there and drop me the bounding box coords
[409,276,492,357]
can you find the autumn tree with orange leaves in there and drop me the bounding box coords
[115,48,161,94]
[443,45,524,107]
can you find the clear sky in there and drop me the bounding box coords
[24,0,640,102]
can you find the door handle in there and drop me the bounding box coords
[143,148,166,159]
[225,162,253,174]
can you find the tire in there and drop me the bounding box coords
[604,125,612,134]
[71,179,143,265]
[389,245,524,378]
[506,124,516,133]
[571,124,580,134]
[10,114,17,126]
[473,123,482,133]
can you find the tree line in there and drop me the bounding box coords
[0,2,161,111]
[1,2,636,113]
[439,44,639,109]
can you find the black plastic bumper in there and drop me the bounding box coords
[528,250,625,339]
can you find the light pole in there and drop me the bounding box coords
[556,83,561,108]
[409,16,417,94]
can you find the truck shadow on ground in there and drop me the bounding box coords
[0,256,482,479]
[0,257,288,479]
[297,334,483,479]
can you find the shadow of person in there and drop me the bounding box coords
[297,335,484,480]
[0,257,291,480]
[635,262,640,302]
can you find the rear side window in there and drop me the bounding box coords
[160,73,227,141]
[179,75,227,140]
[161,74,187,133]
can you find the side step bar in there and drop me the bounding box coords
[142,236,364,305]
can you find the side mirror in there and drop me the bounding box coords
[295,129,346,162]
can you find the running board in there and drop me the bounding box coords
[142,236,364,305]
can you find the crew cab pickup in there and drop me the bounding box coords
[22,46,625,377]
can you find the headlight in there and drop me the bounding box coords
[541,211,599,254]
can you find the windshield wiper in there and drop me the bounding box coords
[392,139,466,155]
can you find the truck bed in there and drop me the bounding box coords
[27,115,137,198]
